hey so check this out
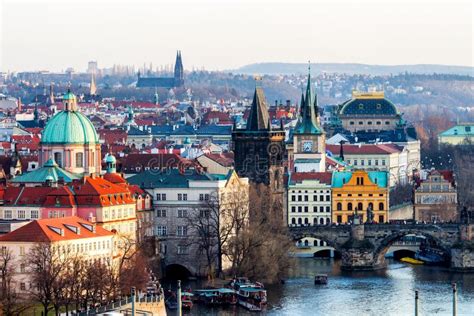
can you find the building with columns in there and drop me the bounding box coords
[39,90,101,175]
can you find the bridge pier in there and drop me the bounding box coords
[341,222,380,271]
[450,224,474,272]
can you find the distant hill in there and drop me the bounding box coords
[235,63,474,76]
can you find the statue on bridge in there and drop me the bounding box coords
[460,206,473,224]
[366,205,374,224]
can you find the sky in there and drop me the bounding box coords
[0,0,472,72]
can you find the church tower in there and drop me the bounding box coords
[232,81,286,223]
[174,50,184,87]
[293,70,326,172]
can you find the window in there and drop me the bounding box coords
[354,160,358,166]
[156,194,166,201]
[326,206,330,212]
[298,195,302,202]
[177,245,188,255]
[348,203,353,211]
[31,210,39,219]
[357,202,363,211]
[337,203,342,211]
[18,210,26,219]
[178,210,187,218]
[319,195,324,202]
[385,121,390,125]
[156,209,167,217]
[376,121,381,125]
[291,195,296,202]
[320,206,324,212]
[200,209,210,217]
[361,160,365,166]
[20,283,26,291]
[4,210,12,219]
[368,202,374,210]
[76,152,84,168]
[20,247,25,256]
[375,160,379,166]
[298,206,302,213]
[368,160,372,166]
[350,121,355,125]
[199,193,209,201]
[379,203,384,211]
[54,152,62,167]
[177,226,187,236]
[368,121,373,125]
[156,226,167,236]
[337,215,342,223]
[304,206,308,213]
[291,206,296,213]
[359,121,363,125]
[326,195,330,201]
[313,206,318,212]
[378,215,384,223]
[304,195,309,202]
[382,160,386,166]
[178,194,183,201]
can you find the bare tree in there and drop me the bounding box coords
[0,248,30,315]
[26,243,72,316]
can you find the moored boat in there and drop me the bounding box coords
[181,292,194,310]
[237,286,267,311]
[400,257,424,265]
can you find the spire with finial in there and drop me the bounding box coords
[90,73,97,95]
[293,61,322,135]
[246,76,270,131]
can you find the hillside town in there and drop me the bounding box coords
[0,52,473,315]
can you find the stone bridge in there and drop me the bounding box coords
[289,223,474,271]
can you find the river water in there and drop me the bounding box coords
[170,258,474,316]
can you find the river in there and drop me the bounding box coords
[168,258,474,315]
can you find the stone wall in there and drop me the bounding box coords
[451,247,474,272]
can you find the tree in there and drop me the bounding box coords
[26,243,72,316]
[0,248,30,315]
[186,187,250,280]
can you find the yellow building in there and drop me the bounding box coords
[331,170,389,224]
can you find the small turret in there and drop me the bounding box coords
[105,153,117,173]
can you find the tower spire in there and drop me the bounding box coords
[90,73,97,95]
[294,62,322,135]
[246,77,270,131]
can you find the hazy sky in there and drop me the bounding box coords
[0,0,472,72]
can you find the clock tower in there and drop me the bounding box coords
[293,71,326,172]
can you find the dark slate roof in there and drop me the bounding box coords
[339,97,398,116]
[246,87,270,131]
[150,125,174,136]
[17,120,45,128]
[136,77,176,88]
[340,128,416,143]
[173,125,196,135]
[196,125,232,135]
[128,126,150,136]
[127,168,224,189]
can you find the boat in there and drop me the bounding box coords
[415,246,447,265]
[165,297,178,310]
[194,288,238,306]
[400,257,424,265]
[314,274,328,285]
[237,286,267,311]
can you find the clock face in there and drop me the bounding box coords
[303,141,313,152]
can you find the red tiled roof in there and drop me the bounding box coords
[438,170,454,184]
[98,129,128,144]
[289,172,332,185]
[103,172,127,185]
[73,176,135,207]
[326,143,401,155]
[201,153,234,167]
[12,135,41,151]
[3,186,56,206]
[0,216,114,242]
[43,186,76,208]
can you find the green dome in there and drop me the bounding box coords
[105,153,116,163]
[42,111,99,145]
[63,91,76,101]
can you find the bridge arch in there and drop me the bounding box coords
[291,231,345,255]
[164,263,195,279]
[373,230,450,266]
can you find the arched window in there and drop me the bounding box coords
[304,240,309,247]
[368,202,374,210]
[298,218,302,225]
[291,218,296,225]
[320,218,324,225]
[54,152,62,167]
[358,202,363,211]
[337,203,342,211]
[76,152,84,168]
[379,203,384,211]
[313,218,318,225]
[326,218,330,225]
[304,218,309,225]
[348,203,353,211]
[313,240,318,247]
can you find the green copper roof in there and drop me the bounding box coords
[63,91,76,101]
[105,154,116,163]
[439,124,474,137]
[41,110,99,145]
[294,73,323,135]
[11,158,81,184]
[331,171,388,188]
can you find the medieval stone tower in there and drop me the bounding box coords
[232,82,286,224]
